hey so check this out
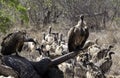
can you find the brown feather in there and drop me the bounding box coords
[68,27,76,52]
[68,15,89,52]
[1,31,26,55]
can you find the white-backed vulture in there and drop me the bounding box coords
[1,31,36,56]
[55,40,63,55]
[50,33,59,52]
[51,41,58,52]
[88,43,101,59]
[99,52,115,74]
[92,45,114,63]
[76,53,90,67]
[40,44,50,57]
[58,33,63,42]
[68,15,89,52]
[74,66,87,78]
[41,33,48,45]
[58,62,74,78]
[57,33,64,45]
[45,26,55,44]
[53,33,59,42]
[86,62,105,78]
[83,39,99,50]
[60,42,68,55]
[57,33,68,54]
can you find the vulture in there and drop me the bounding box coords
[59,33,63,41]
[41,33,48,45]
[68,15,89,52]
[22,39,37,53]
[59,33,66,45]
[86,62,105,78]
[99,52,115,74]
[55,40,63,56]
[92,45,114,63]
[52,33,59,43]
[83,39,99,50]
[45,26,55,44]
[1,31,36,56]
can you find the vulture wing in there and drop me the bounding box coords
[68,27,76,52]
[1,33,17,55]
[68,26,89,52]
[74,26,89,51]
[100,60,112,74]
[80,27,89,48]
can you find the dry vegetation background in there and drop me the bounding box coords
[0,0,120,77]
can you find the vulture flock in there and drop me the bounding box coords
[0,15,115,78]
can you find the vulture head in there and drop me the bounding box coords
[80,14,84,21]
[108,45,114,50]
[105,52,115,60]
[109,52,115,59]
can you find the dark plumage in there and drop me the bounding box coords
[68,15,89,52]
[1,31,36,55]
[98,45,113,59]
[86,62,106,78]
[92,45,114,63]
[99,52,115,74]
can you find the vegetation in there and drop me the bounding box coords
[0,0,119,32]
[0,0,120,77]
[0,0,28,32]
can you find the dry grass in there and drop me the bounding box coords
[0,22,120,77]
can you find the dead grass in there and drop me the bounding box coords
[0,22,120,77]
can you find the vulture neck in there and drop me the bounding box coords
[108,46,113,52]
[60,34,63,41]
[43,33,45,40]
[58,40,61,46]
[76,19,85,28]
[56,33,59,41]
[49,27,52,34]
[109,53,113,60]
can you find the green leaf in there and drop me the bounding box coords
[0,0,29,33]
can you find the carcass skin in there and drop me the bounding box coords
[1,55,41,78]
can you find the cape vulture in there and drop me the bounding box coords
[1,31,37,56]
[100,52,115,74]
[68,15,89,52]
